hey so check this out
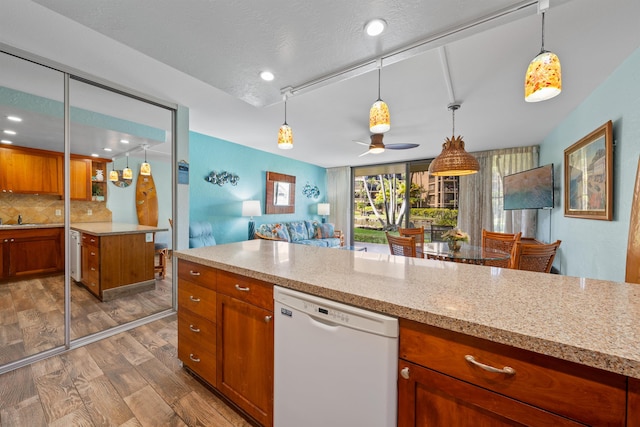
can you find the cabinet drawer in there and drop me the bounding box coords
[178,309,216,343]
[217,270,273,311]
[399,319,626,426]
[83,270,100,297]
[178,331,216,385]
[82,233,99,248]
[178,279,216,319]
[178,260,217,290]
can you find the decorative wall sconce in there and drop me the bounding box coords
[205,170,239,186]
[302,183,320,199]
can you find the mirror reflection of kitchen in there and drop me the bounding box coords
[0,50,174,369]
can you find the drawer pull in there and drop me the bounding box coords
[189,270,201,276]
[189,324,201,333]
[400,367,410,379]
[90,252,96,256]
[465,355,516,375]
[264,315,272,323]
[235,284,250,292]
[189,354,201,363]
[189,296,201,302]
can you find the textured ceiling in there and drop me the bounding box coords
[1,0,640,168]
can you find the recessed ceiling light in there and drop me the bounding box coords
[364,18,386,37]
[91,153,99,157]
[120,139,129,144]
[260,71,275,81]
[7,116,22,122]
[103,148,112,152]
[3,130,16,135]
[1,139,12,144]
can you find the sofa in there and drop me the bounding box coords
[189,222,217,248]
[255,220,343,247]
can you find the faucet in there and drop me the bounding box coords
[17,215,22,225]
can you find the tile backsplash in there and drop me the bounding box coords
[0,194,112,224]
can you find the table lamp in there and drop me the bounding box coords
[242,200,262,239]
[317,203,330,223]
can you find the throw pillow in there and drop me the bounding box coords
[318,223,335,239]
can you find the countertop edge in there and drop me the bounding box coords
[174,250,640,379]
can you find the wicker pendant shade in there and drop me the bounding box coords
[429,103,479,177]
[428,136,479,176]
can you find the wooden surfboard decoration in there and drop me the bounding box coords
[136,170,159,227]
[626,156,640,283]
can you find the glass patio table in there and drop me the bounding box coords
[421,242,510,266]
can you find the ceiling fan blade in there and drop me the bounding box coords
[358,150,371,157]
[353,140,370,146]
[385,143,420,150]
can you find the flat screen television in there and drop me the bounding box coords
[503,164,554,210]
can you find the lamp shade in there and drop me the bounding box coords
[140,162,151,176]
[428,136,479,177]
[369,100,390,134]
[109,170,119,181]
[278,124,293,149]
[242,200,262,217]
[317,203,330,216]
[524,51,562,102]
[122,167,133,180]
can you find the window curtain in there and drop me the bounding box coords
[326,166,352,244]
[458,146,539,246]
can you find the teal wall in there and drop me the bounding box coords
[539,46,640,282]
[188,131,327,245]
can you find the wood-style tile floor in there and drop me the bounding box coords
[0,313,252,426]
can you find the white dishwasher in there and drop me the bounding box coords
[274,286,398,427]
[69,229,81,282]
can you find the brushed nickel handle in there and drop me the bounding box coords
[10,238,14,242]
[400,367,410,379]
[90,238,96,243]
[264,315,272,323]
[235,284,250,292]
[189,270,201,276]
[189,296,201,302]
[189,354,200,363]
[90,252,96,256]
[90,267,96,271]
[189,325,200,333]
[465,355,515,375]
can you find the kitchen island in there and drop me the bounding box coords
[175,239,640,426]
[72,222,167,300]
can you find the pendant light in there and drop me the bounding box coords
[428,103,479,177]
[122,153,133,180]
[524,3,561,102]
[140,146,151,176]
[109,159,118,181]
[369,64,390,134]
[277,93,293,150]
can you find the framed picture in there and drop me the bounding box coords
[564,120,613,220]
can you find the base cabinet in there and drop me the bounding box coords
[177,260,274,427]
[398,319,628,427]
[0,227,64,280]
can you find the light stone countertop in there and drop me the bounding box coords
[174,239,640,379]
[71,222,168,236]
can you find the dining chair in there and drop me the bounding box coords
[399,227,425,254]
[481,229,522,268]
[510,240,562,273]
[386,232,418,258]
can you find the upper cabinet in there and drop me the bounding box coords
[70,158,92,200]
[0,146,61,195]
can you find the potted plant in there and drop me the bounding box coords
[441,228,469,252]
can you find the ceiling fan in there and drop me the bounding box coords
[354,134,419,156]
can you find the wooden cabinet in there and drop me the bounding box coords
[398,319,627,427]
[0,147,61,195]
[70,158,92,200]
[90,161,107,202]
[80,231,155,300]
[0,227,64,280]
[177,260,218,385]
[177,261,274,427]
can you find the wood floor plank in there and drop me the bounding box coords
[0,365,37,410]
[34,368,85,423]
[172,390,236,427]
[0,394,47,427]
[75,374,136,427]
[102,362,149,400]
[47,407,94,427]
[123,385,187,427]
[135,358,191,406]
[111,333,155,366]
[30,355,65,379]
[60,346,104,383]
